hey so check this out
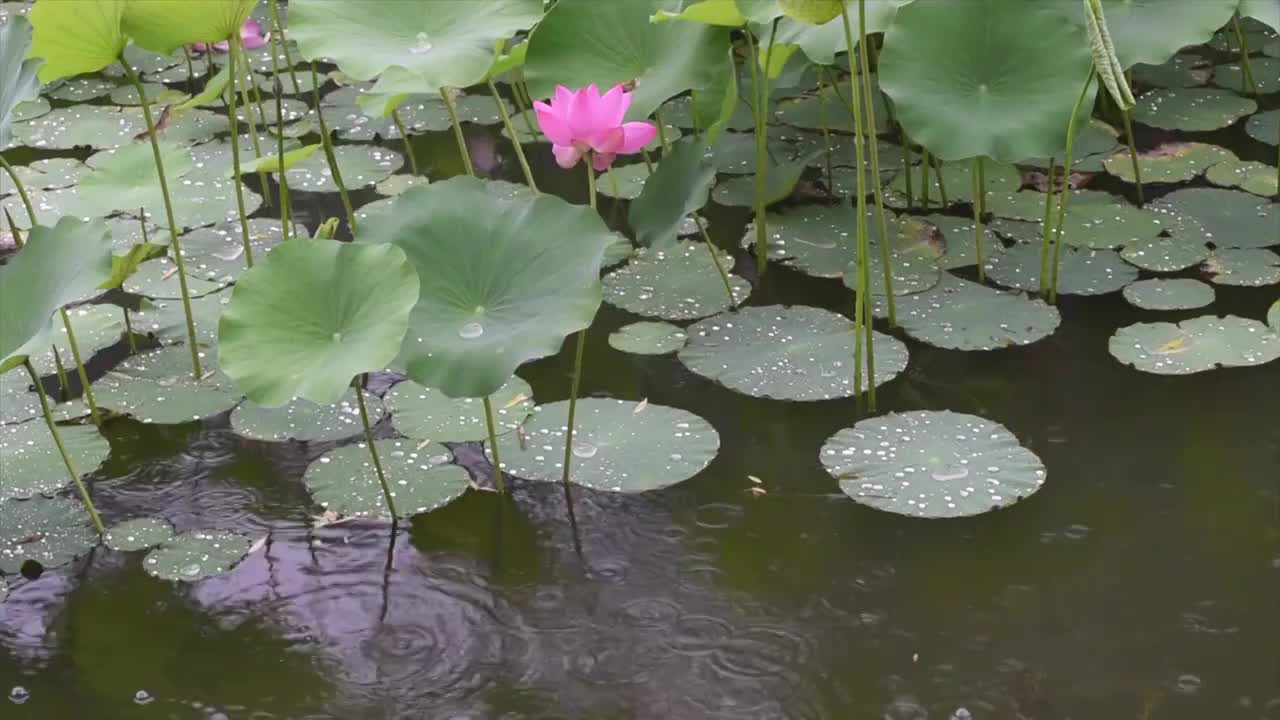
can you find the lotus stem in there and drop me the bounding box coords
[119,60,202,379]
[0,154,36,225]
[900,128,914,207]
[559,330,587,493]
[920,148,931,207]
[509,70,541,140]
[310,63,357,236]
[840,3,875,409]
[390,109,420,177]
[481,396,507,494]
[858,0,896,326]
[24,359,104,534]
[972,157,986,283]
[816,67,834,191]
[695,213,736,309]
[440,89,475,177]
[1038,156,1057,290]
[487,78,538,192]
[654,107,671,153]
[934,156,949,206]
[272,81,291,242]
[51,345,69,397]
[3,207,21,249]
[224,38,256,266]
[1231,15,1261,97]
[122,307,138,353]
[640,148,655,173]
[58,308,101,425]
[1120,107,1143,204]
[268,0,301,95]
[1049,66,1098,303]
[743,23,771,276]
[235,56,273,207]
[586,154,597,210]
[352,377,397,519]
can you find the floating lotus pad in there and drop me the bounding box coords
[821,410,1046,519]
[747,204,892,278]
[1245,110,1278,146]
[872,274,1062,351]
[0,421,110,501]
[95,347,242,423]
[987,189,1165,250]
[108,81,180,106]
[104,516,174,552]
[885,161,1022,208]
[385,376,533,443]
[680,305,907,401]
[773,83,890,135]
[123,256,232,298]
[375,174,431,197]
[843,247,942,297]
[3,157,89,192]
[1023,121,1122,172]
[1102,142,1236,184]
[28,304,129,376]
[47,76,117,101]
[1204,160,1279,198]
[284,145,403,192]
[608,321,689,355]
[985,244,1138,296]
[0,495,97,574]
[917,215,1005,270]
[493,398,719,492]
[1109,315,1280,374]
[321,90,510,141]
[1269,300,1279,331]
[1122,278,1215,311]
[10,105,228,150]
[143,529,255,582]
[1212,57,1280,95]
[1120,233,1211,272]
[1132,88,1256,132]
[304,439,469,519]
[1151,189,1279,250]
[232,98,309,126]
[230,390,383,442]
[11,97,50,124]
[595,162,651,200]
[1130,54,1212,89]
[0,371,40,424]
[603,242,749,321]
[1201,249,1280,287]
[130,292,229,348]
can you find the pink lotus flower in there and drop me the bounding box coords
[191,19,269,55]
[534,84,658,171]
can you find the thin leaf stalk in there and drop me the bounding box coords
[268,0,301,94]
[310,63,357,235]
[487,78,538,191]
[441,89,475,176]
[840,3,875,408]
[743,24,771,276]
[58,308,100,425]
[354,376,397,519]
[1049,67,1098,303]
[390,109,421,176]
[226,37,256,264]
[1038,157,1057,288]
[24,359,104,534]
[972,157,986,283]
[481,396,507,494]
[857,0,896,326]
[0,155,36,224]
[695,213,736,309]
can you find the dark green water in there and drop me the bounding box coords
[3,44,1280,720]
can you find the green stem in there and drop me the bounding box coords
[817,67,834,192]
[743,24,773,276]
[560,330,587,491]
[3,207,21,248]
[123,307,138,353]
[586,154,597,210]
[1120,107,1143,205]
[900,129,914,207]
[59,308,100,425]
[390,109,421,176]
[441,89,475,177]
[119,60,202,379]
[52,345,69,397]
[510,71,541,140]
[488,78,538,192]
[695,213,736,309]
[1049,67,1097,303]
[354,377,397,519]
[933,156,949,206]
[858,0,895,326]
[972,157,986,283]
[920,148,931,207]
[310,63,357,236]
[182,46,196,95]
[273,82,291,242]
[1231,15,1261,97]
[840,4,874,408]
[481,396,507,494]
[236,55,273,208]
[0,154,36,225]
[1038,156,1057,291]
[24,360,104,534]
[654,108,670,153]
[268,0,301,95]
[640,148,655,173]
[226,38,256,264]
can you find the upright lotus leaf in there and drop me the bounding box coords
[1240,0,1280,32]
[230,143,321,176]
[879,0,1094,163]
[629,137,716,249]
[777,0,843,23]
[652,0,749,26]
[358,176,612,399]
[289,0,542,89]
[0,16,42,149]
[0,218,112,365]
[27,0,127,82]
[218,239,419,407]
[771,1,913,65]
[122,0,257,55]
[525,0,731,120]
[1047,0,1240,68]
[691,47,738,143]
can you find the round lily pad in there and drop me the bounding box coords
[985,244,1138,296]
[873,274,1062,351]
[885,160,1022,208]
[123,256,231,298]
[1109,315,1280,374]
[747,205,878,278]
[1120,232,1211,272]
[603,242,750,321]
[233,98,309,126]
[1132,88,1257,132]
[385,376,532,443]
[821,410,1046,519]
[11,97,51,123]
[375,173,430,197]
[680,305,907,401]
[0,372,40,425]
[1201,249,1280,287]
[4,157,89,192]
[0,421,110,502]
[47,76,116,101]
[493,398,719,492]
[104,517,174,552]
[230,390,383,442]
[1152,188,1279,250]
[179,218,305,273]
[95,347,241,423]
[915,215,1004,270]
[1245,109,1278,146]
[988,189,1166,250]
[1204,160,1279,198]
[843,248,942,297]
[609,321,688,355]
[595,162,651,200]
[1103,142,1236,184]
[284,144,402,192]
[143,529,254,582]
[1130,54,1212,89]
[29,303,130,376]
[304,439,469,519]
[1212,57,1280,95]
[1022,121,1122,172]
[1122,278,1215,310]
[108,81,181,106]
[1268,300,1279,331]
[0,495,97,574]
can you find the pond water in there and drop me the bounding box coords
[3,9,1280,720]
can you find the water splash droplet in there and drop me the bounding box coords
[573,442,598,459]
[458,322,484,340]
[409,32,433,54]
[9,687,30,705]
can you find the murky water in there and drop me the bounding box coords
[4,56,1280,720]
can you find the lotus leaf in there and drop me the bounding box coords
[104,517,174,552]
[985,244,1138,296]
[0,16,42,150]
[123,0,258,55]
[284,145,403,192]
[1132,89,1256,132]
[1212,57,1280,95]
[1246,110,1278,146]
[1204,160,1279,198]
[604,242,750,321]
[1109,316,1280,374]
[0,495,97,574]
[95,347,241,423]
[630,138,716,249]
[231,389,385,443]
[1102,142,1236,184]
[386,376,533,443]
[1151,188,1279,251]
[871,274,1062,351]
[28,0,127,82]
[143,529,254,582]
[1201,249,1280,287]
[304,439,469,519]
[1120,232,1210,272]
[0,421,109,501]
[1122,278,1214,311]
[1046,0,1238,68]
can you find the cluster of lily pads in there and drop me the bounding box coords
[2,0,1278,586]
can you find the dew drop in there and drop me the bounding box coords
[458,321,484,340]
[9,686,30,704]
[181,562,201,577]
[572,442,598,459]
[409,32,433,54]
[134,690,154,705]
